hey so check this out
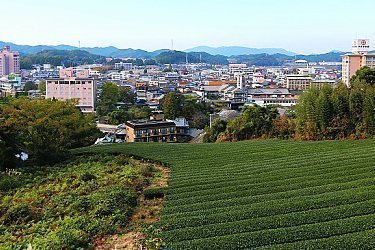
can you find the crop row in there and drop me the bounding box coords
[170,144,375,179]
[161,198,375,242]
[168,150,375,191]
[160,185,375,230]
[169,213,375,249]
[168,151,375,189]
[257,228,375,250]
[162,175,375,215]
[164,164,374,207]
[165,160,375,200]
[169,142,375,172]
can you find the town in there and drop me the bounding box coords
[1,0,375,249]
[1,39,371,143]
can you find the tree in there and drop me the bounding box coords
[96,83,135,117]
[363,85,375,135]
[0,98,100,165]
[24,82,38,92]
[203,119,227,143]
[38,81,46,94]
[351,66,375,86]
[316,84,333,135]
[190,113,209,129]
[96,82,121,117]
[161,92,184,119]
[108,110,132,124]
[0,139,17,171]
[295,87,320,139]
[119,86,135,104]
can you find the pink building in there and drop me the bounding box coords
[46,78,97,113]
[0,46,20,76]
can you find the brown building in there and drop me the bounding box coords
[125,119,190,143]
[285,75,312,90]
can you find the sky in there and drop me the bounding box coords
[2,0,375,54]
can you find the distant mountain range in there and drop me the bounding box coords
[0,41,326,58]
[0,41,168,59]
[184,46,298,56]
[1,41,352,67]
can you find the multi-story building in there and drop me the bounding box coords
[229,64,254,74]
[285,75,312,90]
[114,62,133,70]
[342,39,375,87]
[59,67,90,78]
[125,120,189,143]
[45,78,97,113]
[0,46,20,76]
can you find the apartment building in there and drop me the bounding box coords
[0,46,20,76]
[285,75,312,90]
[45,78,97,113]
[125,120,178,143]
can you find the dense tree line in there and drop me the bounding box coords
[0,98,100,169]
[161,93,213,129]
[20,50,106,69]
[96,82,155,124]
[154,51,228,65]
[204,67,375,142]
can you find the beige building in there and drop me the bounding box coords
[342,39,375,87]
[285,75,312,90]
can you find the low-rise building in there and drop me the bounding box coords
[125,120,178,143]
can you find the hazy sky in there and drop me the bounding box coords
[2,0,375,54]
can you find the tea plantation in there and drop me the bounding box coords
[77,139,375,249]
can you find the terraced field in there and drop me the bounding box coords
[75,140,375,249]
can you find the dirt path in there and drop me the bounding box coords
[95,164,170,250]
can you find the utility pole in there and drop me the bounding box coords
[209,114,214,128]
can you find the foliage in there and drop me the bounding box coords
[144,187,165,199]
[203,119,227,143]
[210,105,279,142]
[160,92,185,120]
[38,81,46,94]
[0,140,17,171]
[0,154,158,249]
[161,93,211,127]
[351,66,375,86]
[295,82,374,140]
[0,98,100,164]
[20,50,106,69]
[96,82,135,117]
[154,51,228,65]
[23,82,38,92]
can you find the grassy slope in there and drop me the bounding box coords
[0,155,157,249]
[74,140,375,249]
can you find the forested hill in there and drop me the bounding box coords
[20,50,107,69]
[153,51,345,65]
[19,49,345,68]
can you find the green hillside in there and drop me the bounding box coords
[75,139,375,249]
